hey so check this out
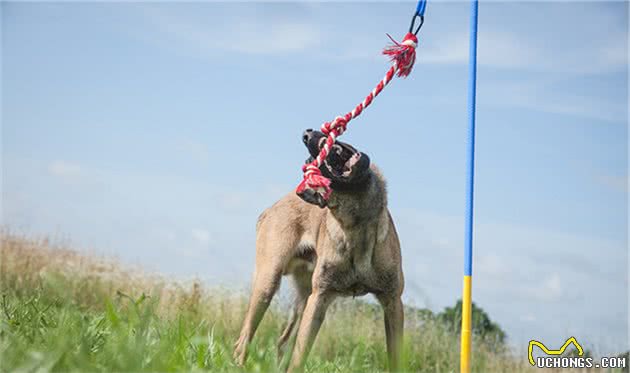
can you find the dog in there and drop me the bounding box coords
[234,129,404,372]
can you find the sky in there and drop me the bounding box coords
[2,1,628,357]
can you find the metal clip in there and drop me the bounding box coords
[409,14,425,36]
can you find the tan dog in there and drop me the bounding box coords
[234,129,404,372]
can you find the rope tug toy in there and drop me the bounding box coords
[296,1,427,203]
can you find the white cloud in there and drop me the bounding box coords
[537,273,563,301]
[136,6,322,57]
[477,254,510,277]
[596,174,628,193]
[125,3,626,125]
[521,92,626,123]
[520,314,537,322]
[420,31,541,69]
[420,29,627,75]
[222,22,322,55]
[479,78,627,123]
[191,228,211,245]
[217,191,247,212]
[48,160,81,178]
[164,231,176,241]
[176,137,210,163]
[127,2,627,76]
[418,33,469,65]
[394,207,626,353]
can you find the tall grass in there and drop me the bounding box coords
[1,231,538,372]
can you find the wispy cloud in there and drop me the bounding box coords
[127,2,628,80]
[134,5,322,57]
[175,137,210,164]
[48,160,81,178]
[572,162,628,194]
[594,173,628,193]
[520,314,537,322]
[420,29,627,75]
[191,228,211,245]
[479,78,627,123]
[395,207,626,352]
[419,33,469,65]
[218,22,322,55]
[536,273,563,301]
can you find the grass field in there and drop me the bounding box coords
[0,231,600,372]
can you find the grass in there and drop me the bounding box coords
[0,231,556,372]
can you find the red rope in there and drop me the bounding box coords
[296,32,419,202]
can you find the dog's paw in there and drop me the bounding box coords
[233,336,248,366]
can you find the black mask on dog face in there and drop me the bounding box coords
[298,129,371,207]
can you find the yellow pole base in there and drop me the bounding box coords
[460,275,472,373]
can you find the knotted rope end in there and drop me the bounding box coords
[295,167,332,207]
[383,32,418,78]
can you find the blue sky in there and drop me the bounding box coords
[2,1,628,356]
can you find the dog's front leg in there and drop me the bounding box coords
[287,289,335,373]
[379,295,404,372]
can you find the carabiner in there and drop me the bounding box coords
[409,14,425,36]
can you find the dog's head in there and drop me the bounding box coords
[298,129,371,207]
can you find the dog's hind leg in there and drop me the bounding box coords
[233,259,284,366]
[277,270,312,361]
[378,294,404,372]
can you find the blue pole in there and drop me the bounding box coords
[460,0,478,372]
[465,0,478,277]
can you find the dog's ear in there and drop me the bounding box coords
[296,188,327,208]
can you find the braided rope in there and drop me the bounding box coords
[296,32,419,202]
